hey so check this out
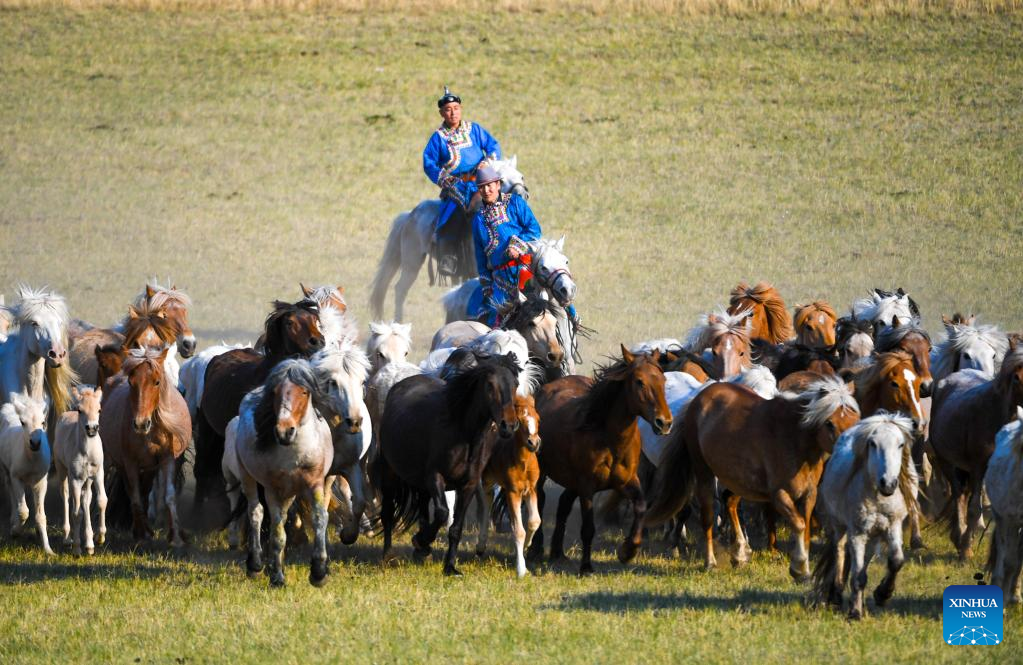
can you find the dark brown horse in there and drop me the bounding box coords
[526,346,672,574]
[929,346,1023,560]
[376,352,520,576]
[193,299,324,520]
[646,376,860,580]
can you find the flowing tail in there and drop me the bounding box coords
[369,212,409,320]
[643,422,696,527]
[811,528,839,606]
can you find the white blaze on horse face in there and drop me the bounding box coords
[819,314,826,325]
[902,368,925,426]
[522,410,537,437]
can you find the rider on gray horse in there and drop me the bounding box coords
[422,87,501,280]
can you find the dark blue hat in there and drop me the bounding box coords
[438,86,461,108]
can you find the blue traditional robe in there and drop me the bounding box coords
[471,192,541,324]
[422,121,501,227]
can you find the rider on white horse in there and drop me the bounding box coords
[422,87,501,280]
[472,163,579,328]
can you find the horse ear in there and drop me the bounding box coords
[621,344,635,363]
[145,285,157,299]
[170,284,177,291]
[398,323,412,337]
[707,314,721,325]
[966,313,976,326]
[157,345,170,363]
[70,385,81,402]
[650,348,661,363]
[664,350,679,363]
[555,235,565,251]
[336,285,345,295]
[127,306,141,320]
[510,154,517,169]
[941,314,952,327]
[300,283,313,297]
[95,386,103,401]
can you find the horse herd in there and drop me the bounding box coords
[1,279,1022,620]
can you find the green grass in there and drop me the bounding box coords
[1,8,1022,662]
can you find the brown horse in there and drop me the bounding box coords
[526,347,672,574]
[71,303,178,386]
[728,282,793,344]
[193,300,325,520]
[853,351,926,433]
[646,376,860,580]
[794,301,837,349]
[929,346,1023,560]
[100,347,191,544]
[475,394,543,577]
[300,283,347,314]
[133,283,196,358]
[684,310,753,379]
[376,352,520,576]
[876,322,933,398]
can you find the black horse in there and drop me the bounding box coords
[375,352,520,575]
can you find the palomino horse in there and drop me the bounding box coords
[527,347,672,574]
[931,317,1009,382]
[0,394,53,554]
[0,285,76,415]
[100,347,191,545]
[728,282,793,344]
[794,301,837,348]
[814,413,919,619]
[225,359,334,586]
[474,394,543,578]
[835,316,875,369]
[369,156,528,322]
[193,299,324,520]
[929,347,1023,560]
[985,410,1023,604]
[645,375,860,580]
[55,386,107,555]
[376,352,520,576]
[851,288,919,332]
[684,309,753,379]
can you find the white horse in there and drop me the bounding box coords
[814,412,918,619]
[850,288,919,329]
[178,342,249,419]
[311,340,373,545]
[0,285,76,415]
[54,385,107,555]
[423,329,541,398]
[370,156,528,322]
[986,410,1023,604]
[931,318,1009,381]
[367,321,412,375]
[0,394,54,554]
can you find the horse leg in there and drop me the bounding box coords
[578,495,596,576]
[30,477,53,555]
[950,468,968,551]
[266,493,293,587]
[414,474,448,555]
[829,530,849,609]
[95,465,108,546]
[764,507,779,554]
[68,477,84,555]
[725,493,751,566]
[340,464,366,546]
[81,478,95,555]
[308,483,330,587]
[873,525,905,608]
[524,491,541,560]
[393,255,426,323]
[123,464,151,542]
[526,475,546,562]
[1007,519,1023,605]
[162,458,185,548]
[847,534,870,620]
[475,484,491,557]
[9,476,29,536]
[803,486,818,556]
[549,489,577,562]
[617,476,646,565]
[960,471,983,561]
[242,475,264,577]
[696,478,718,570]
[442,488,474,576]
[770,488,808,582]
[58,464,71,544]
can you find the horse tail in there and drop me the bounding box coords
[985,519,999,580]
[370,451,423,534]
[491,486,509,525]
[811,527,839,607]
[643,423,696,527]
[370,212,408,320]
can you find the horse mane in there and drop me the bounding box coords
[12,286,76,413]
[795,374,859,429]
[836,316,874,343]
[122,303,177,349]
[501,292,559,331]
[794,301,837,329]
[367,321,412,354]
[252,359,324,450]
[131,281,192,311]
[262,299,320,359]
[875,320,930,352]
[933,322,1009,378]
[729,282,793,343]
[319,304,359,346]
[729,365,779,399]
[443,353,520,432]
[312,339,371,390]
[854,350,914,400]
[467,329,542,397]
[304,284,347,310]
[684,308,752,353]
[996,347,1023,394]
[851,288,918,326]
[577,354,657,428]
[845,412,919,513]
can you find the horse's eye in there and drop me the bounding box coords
[329,379,338,387]
[739,351,745,357]
[377,351,385,359]
[890,380,899,388]
[155,379,161,386]
[635,379,644,387]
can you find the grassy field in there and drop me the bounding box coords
[1,5,1022,663]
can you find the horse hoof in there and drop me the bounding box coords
[269,574,286,588]
[309,560,329,587]
[579,563,594,576]
[96,533,105,546]
[412,547,432,563]
[617,540,638,564]
[873,588,893,607]
[909,535,925,550]
[789,566,811,584]
[847,609,862,621]
[443,565,463,577]
[246,554,264,578]
[85,547,94,556]
[340,530,359,546]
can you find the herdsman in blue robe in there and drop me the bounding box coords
[422,87,501,279]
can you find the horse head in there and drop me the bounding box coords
[367,321,412,373]
[493,155,528,200]
[514,393,541,453]
[531,236,577,307]
[142,283,196,358]
[124,347,168,435]
[264,299,325,359]
[620,345,672,436]
[9,393,48,452]
[14,285,69,368]
[447,352,520,439]
[301,283,348,314]
[855,351,926,435]
[123,303,178,352]
[313,342,370,435]
[836,316,875,369]
[852,414,915,498]
[73,385,103,438]
[689,309,752,380]
[794,301,837,349]
[997,348,1023,409]
[502,295,564,371]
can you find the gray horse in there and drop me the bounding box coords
[370,156,528,322]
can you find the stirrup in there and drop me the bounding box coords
[437,255,458,277]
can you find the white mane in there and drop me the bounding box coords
[729,365,778,399]
[932,321,1009,379]
[312,338,371,389]
[130,280,193,311]
[684,308,752,352]
[367,321,412,358]
[11,284,69,329]
[851,291,913,327]
[468,329,543,397]
[304,284,347,310]
[319,305,359,349]
[792,375,860,429]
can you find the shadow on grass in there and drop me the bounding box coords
[0,560,172,584]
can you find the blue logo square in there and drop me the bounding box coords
[943,585,1003,645]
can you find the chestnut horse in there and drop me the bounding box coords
[794,301,837,349]
[526,347,672,574]
[376,352,520,576]
[646,376,860,580]
[193,299,325,520]
[876,322,933,398]
[728,282,793,344]
[100,347,191,544]
[684,310,753,379]
[929,346,1023,560]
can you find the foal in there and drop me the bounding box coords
[0,394,53,554]
[55,386,107,555]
